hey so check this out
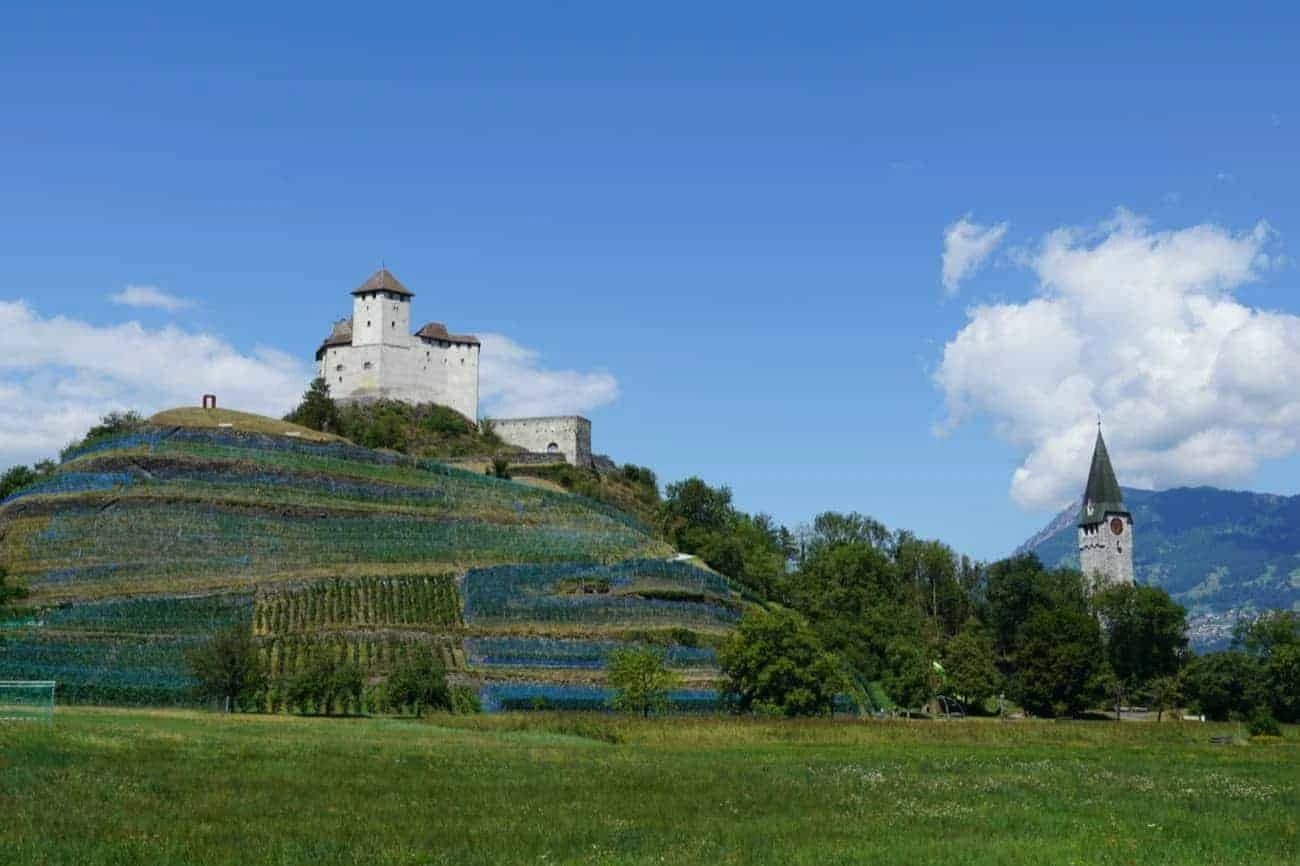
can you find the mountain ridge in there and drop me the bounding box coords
[1018,484,1300,648]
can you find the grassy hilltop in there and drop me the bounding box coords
[0,408,742,710]
[1,708,1296,866]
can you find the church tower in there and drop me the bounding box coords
[1077,428,1134,587]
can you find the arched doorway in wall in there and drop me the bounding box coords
[547,442,560,454]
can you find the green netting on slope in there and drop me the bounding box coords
[40,593,254,635]
[255,575,461,636]
[12,503,656,592]
[260,632,460,680]
[462,560,741,628]
[49,428,648,532]
[0,632,199,706]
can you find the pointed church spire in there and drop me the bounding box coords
[1078,428,1126,526]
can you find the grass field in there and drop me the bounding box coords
[1,709,1295,865]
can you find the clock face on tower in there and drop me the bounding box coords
[1110,517,1124,536]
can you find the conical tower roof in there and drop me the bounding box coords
[1078,429,1126,526]
[351,268,413,298]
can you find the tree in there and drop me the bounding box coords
[185,625,266,712]
[285,377,341,433]
[1145,675,1182,722]
[1,465,39,501]
[719,608,846,717]
[788,537,926,688]
[662,477,734,539]
[1179,651,1264,721]
[944,620,1002,710]
[285,646,363,716]
[803,511,890,556]
[1093,584,1188,692]
[607,647,680,718]
[1011,606,1105,718]
[983,555,1087,661]
[1233,612,1300,723]
[386,644,451,718]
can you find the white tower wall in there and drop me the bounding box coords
[1078,515,1135,587]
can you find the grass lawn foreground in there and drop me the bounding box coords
[1,708,1296,865]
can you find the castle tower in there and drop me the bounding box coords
[316,268,481,419]
[1077,428,1134,587]
[351,268,412,347]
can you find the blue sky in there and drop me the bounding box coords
[3,2,1300,559]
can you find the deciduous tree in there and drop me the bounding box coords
[720,609,845,717]
[186,624,266,712]
[607,647,679,718]
[386,644,451,718]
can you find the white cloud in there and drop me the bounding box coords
[478,333,618,418]
[109,285,196,312]
[941,215,1009,295]
[936,209,1292,510]
[0,301,310,467]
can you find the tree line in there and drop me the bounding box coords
[661,476,1299,727]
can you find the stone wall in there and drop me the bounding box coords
[492,417,592,468]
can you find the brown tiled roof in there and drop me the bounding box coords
[351,267,413,297]
[416,321,480,346]
[315,317,353,359]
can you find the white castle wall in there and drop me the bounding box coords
[319,287,480,420]
[493,417,592,468]
[1078,515,1135,587]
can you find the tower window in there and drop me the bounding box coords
[391,321,395,329]
[363,361,372,370]
[367,321,371,328]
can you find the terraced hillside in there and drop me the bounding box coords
[0,413,741,710]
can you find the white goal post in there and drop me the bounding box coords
[0,681,56,722]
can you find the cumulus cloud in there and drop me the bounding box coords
[941,215,1009,295]
[0,301,310,466]
[936,209,1291,510]
[478,333,618,418]
[109,285,196,312]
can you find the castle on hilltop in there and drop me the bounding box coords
[1077,428,1135,587]
[317,268,593,467]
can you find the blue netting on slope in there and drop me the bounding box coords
[465,636,717,670]
[1,472,136,506]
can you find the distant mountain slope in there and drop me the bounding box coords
[1018,486,1300,647]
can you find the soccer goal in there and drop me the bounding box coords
[0,681,56,722]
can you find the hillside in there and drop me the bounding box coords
[0,410,742,710]
[1019,486,1300,648]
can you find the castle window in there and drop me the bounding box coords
[391,321,395,329]
[335,364,343,372]
[363,361,372,370]
[367,321,371,328]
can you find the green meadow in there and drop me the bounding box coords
[1,709,1296,865]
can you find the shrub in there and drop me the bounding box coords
[284,646,363,715]
[385,644,451,717]
[285,378,341,433]
[1248,708,1281,737]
